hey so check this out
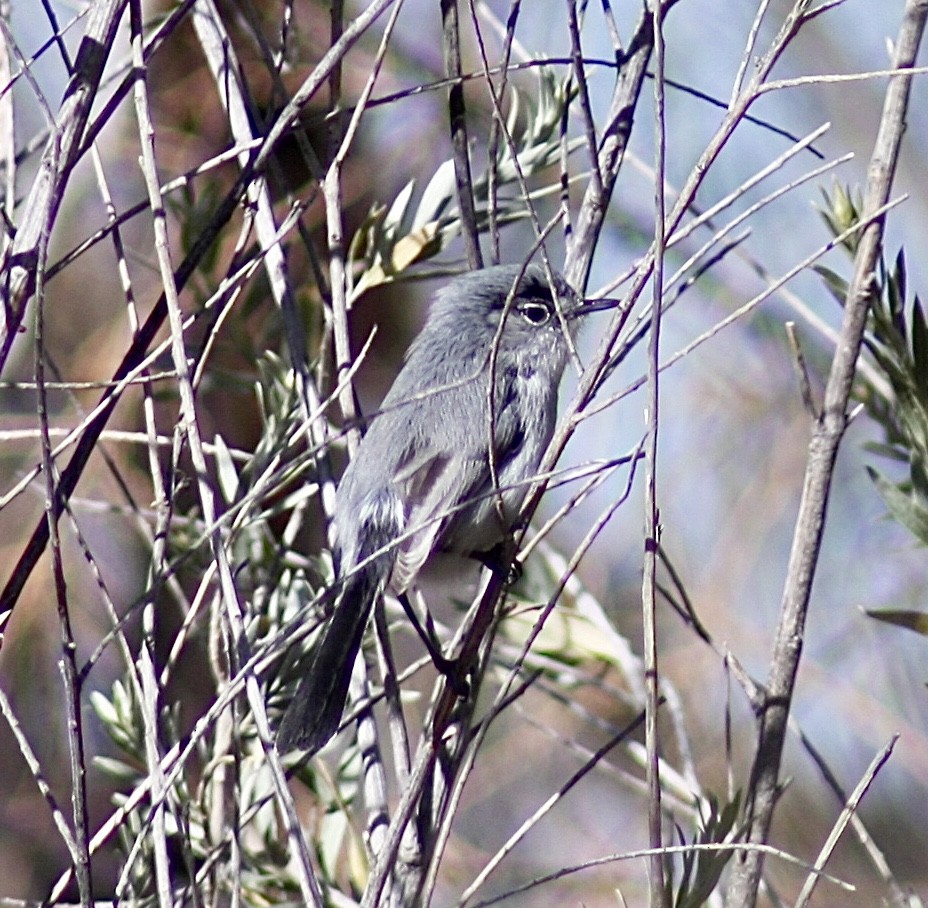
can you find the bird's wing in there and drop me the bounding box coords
[389,448,478,591]
[388,391,527,591]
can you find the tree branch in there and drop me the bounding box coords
[725,2,928,903]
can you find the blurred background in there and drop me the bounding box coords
[1,0,926,904]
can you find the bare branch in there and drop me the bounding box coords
[725,1,928,903]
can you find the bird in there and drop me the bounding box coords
[277,262,600,755]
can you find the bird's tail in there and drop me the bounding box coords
[277,486,403,755]
[276,567,380,755]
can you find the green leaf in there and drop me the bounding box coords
[413,160,456,230]
[812,265,849,306]
[94,755,143,783]
[89,690,119,727]
[894,247,907,301]
[213,433,239,504]
[912,294,928,399]
[864,608,928,636]
[816,183,861,251]
[673,792,742,908]
[383,178,416,238]
[502,601,616,666]
[887,253,905,330]
[868,466,928,546]
[861,441,908,462]
[911,452,928,499]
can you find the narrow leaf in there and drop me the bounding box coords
[213,433,239,504]
[868,466,928,545]
[864,608,928,636]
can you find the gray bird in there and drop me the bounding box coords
[277,263,602,755]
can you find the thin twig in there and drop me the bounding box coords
[0,0,128,364]
[133,5,324,901]
[642,2,668,903]
[794,735,898,908]
[33,121,94,908]
[567,0,603,199]
[725,2,928,903]
[317,0,408,885]
[457,710,648,905]
[441,0,483,268]
[785,321,820,419]
[468,840,853,908]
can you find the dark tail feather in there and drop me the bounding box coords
[276,570,377,755]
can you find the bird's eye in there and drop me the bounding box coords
[518,301,552,326]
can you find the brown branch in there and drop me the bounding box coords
[564,4,656,294]
[35,171,94,908]
[642,3,669,903]
[725,1,928,903]
[0,0,397,635]
[0,0,128,367]
[441,0,483,268]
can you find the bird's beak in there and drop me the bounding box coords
[565,297,622,320]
